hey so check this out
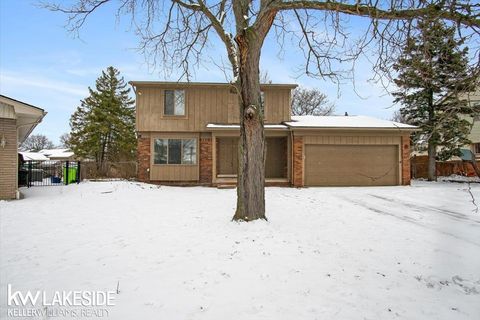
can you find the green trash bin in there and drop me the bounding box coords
[63,166,77,184]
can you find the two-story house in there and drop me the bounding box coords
[131,81,416,187]
[459,88,480,157]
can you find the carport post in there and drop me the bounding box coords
[65,161,69,186]
[77,161,81,184]
[27,161,32,188]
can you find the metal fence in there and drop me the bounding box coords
[19,160,81,187]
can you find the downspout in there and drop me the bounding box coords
[129,82,137,95]
[129,82,138,137]
[290,127,294,186]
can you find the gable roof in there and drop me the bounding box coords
[0,95,47,144]
[0,95,45,112]
[19,152,50,161]
[38,148,75,158]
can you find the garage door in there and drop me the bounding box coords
[305,144,399,186]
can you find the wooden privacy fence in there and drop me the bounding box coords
[79,161,137,180]
[411,155,479,179]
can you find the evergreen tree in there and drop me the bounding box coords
[69,67,136,170]
[393,19,478,181]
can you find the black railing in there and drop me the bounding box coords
[19,160,81,187]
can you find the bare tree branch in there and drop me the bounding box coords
[273,1,480,30]
[291,86,336,116]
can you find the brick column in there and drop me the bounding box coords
[137,133,151,182]
[199,138,213,185]
[401,135,411,185]
[292,136,304,187]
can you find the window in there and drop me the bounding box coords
[154,138,196,164]
[154,139,168,164]
[168,139,182,164]
[164,90,185,116]
[474,143,480,154]
[182,139,196,164]
[474,103,480,121]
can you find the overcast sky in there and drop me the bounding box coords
[0,0,398,144]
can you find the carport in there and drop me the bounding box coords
[0,95,46,199]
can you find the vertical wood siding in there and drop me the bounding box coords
[303,134,401,145]
[136,86,292,131]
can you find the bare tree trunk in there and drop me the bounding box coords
[99,137,107,174]
[427,88,437,182]
[427,141,437,181]
[232,34,266,221]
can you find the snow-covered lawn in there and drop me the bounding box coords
[1,181,479,319]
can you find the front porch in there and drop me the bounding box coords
[209,127,291,186]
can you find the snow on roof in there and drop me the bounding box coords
[207,116,416,131]
[19,152,49,161]
[38,148,68,154]
[284,115,417,129]
[206,124,288,129]
[38,148,74,158]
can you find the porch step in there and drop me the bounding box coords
[216,184,236,189]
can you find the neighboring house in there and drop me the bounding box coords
[431,86,480,158]
[459,88,480,157]
[0,95,46,199]
[38,148,75,161]
[131,81,416,187]
[19,151,49,161]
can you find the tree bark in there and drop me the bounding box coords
[427,89,437,181]
[427,140,437,181]
[232,31,266,221]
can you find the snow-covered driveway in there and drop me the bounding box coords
[1,181,479,319]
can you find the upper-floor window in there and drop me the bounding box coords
[154,138,196,164]
[164,90,185,116]
[473,102,480,122]
[474,143,480,154]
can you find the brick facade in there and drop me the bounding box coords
[0,118,17,200]
[401,135,411,185]
[292,136,303,187]
[137,133,151,182]
[199,138,213,184]
[136,132,411,187]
